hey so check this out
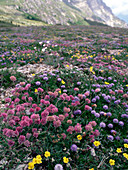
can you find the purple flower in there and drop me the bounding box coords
[103,105,108,110]
[108,124,113,128]
[115,136,120,140]
[77,82,81,85]
[57,78,62,81]
[61,85,65,88]
[35,81,41,86]
[107,135,114,141]
[94,113,100,117]
[91,110,96,114]
[43,77,48,81]
[74,110,81,115]
[119,121,124,126]
[71,144,77,151]
[123,139,128,143]
[107,112,112,117]
[54,164,63,170]
[113,119,118,123]
[92,98,96,102]
[100,122,106,128]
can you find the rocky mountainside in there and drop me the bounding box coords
[0,0,127,27]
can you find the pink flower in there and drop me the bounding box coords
[26,133,31,139]
[61,133,66,139]
[85,124,93,131]
[47,116,55,121]
[85,98,91,104]
[29,108,35,113]
[16,126,23,133]
[67,126,74,134]
[28,97,33,102]
[14,98,20,103]
[35,107,41,112]
[37,88,44,92]
[40,117,47,125]
[7,109,15,115]
[33,132,39,138]
[21,96,26,100]
[53,120,61,128]
[51,107,58,113]
[74,88,79,91]
[59,115,65,121]
[64,113,69,118]
[67,120,72,124]
[89,121,97,127]
[74,123,82,133]
[18,135,26,144]
[44,95,50,100]
[95,88,101,92]
[63,107,70,112]
[20,82,25,86]
[9,120,16,127]
[5,98,11,103]
[10,76,16,81]
[85,105,91,110]
[93,129,100,137]
[8,140,15,147]
[24,140,30,147]
[32,128,37,133]
[32,104,37,108]
[41,110,49,117]
[1,113,7,118]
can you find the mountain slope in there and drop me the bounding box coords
[0,0,127,27]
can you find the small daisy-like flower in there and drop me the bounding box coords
[77,135,82,140]
[109,159,115,166]
[93,141,101,147]
[63,157,69,164]
[44,151,50,158]
[28,162,34,169]
[116,148,122,153]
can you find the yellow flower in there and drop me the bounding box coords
[77,135,82,140]
[89,168,94,170]
[105,82,109,85]
[36,158,42,164]
[116,148,122,153]
[126,85,128,87]
[36,155,42,160]
[28,162,34,169]
[63,157,69,163]
[109,159,115,166]
[44,151,50,158]
[93,141,101,147]
[58,90,61,94]
[90,66,93,72]
[66,64,69,67]
[61,80,65,84]
[32,74,35,76]
[32,158,37,164]
[124,144,128,148]
[35,155,42,164]
[35,89,38,93]
[123,153,128,160]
